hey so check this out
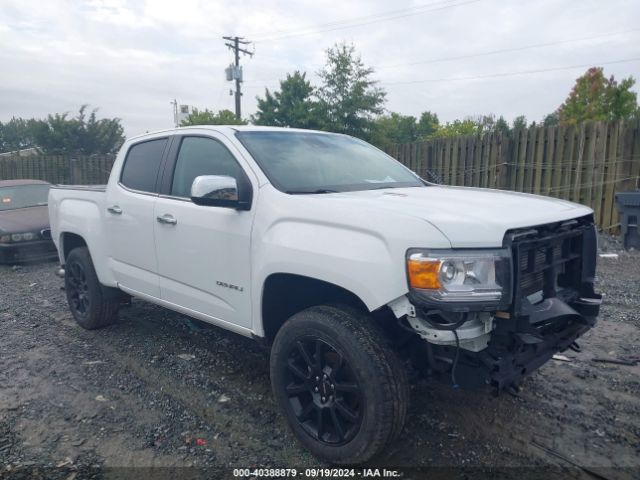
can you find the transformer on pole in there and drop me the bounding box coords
[223,36,253,120]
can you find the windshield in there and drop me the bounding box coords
[236,131,424,193]
[0,184,50,211]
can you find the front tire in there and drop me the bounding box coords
[65,247,119,330]
[270,305,408,465]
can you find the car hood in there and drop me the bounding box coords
[319,185,593,248]
[0,205,50,234]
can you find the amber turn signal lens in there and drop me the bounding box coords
[407,257,442,289]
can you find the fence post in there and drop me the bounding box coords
[69,157,76,184]
[601,121,620,230]
[495,133,510,190]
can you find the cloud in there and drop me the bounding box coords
[1,0,639,137]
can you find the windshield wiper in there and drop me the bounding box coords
[285,189,340,195]
[366,185,396,190]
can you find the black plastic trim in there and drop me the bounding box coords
[504,214,596,316]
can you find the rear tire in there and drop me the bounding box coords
[270,305,409,465]
[65,247,119,330]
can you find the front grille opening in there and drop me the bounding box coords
[517,234,583,297]
[557,236,583,289]
[507,216,593,313]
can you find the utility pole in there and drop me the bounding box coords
[170,99,178,127]
[223,36,253,120]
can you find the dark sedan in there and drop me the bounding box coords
[0,179,58,264]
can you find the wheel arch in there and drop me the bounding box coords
[59,231,88,264]
[261,273,369,343]
[58,230,116,287]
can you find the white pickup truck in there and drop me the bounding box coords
[49,126,602,464]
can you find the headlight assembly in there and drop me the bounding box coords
[407,248,512,309]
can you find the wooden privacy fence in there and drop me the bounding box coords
[1,120,639,231]
[0,154,115,185]
[386,119,640,231]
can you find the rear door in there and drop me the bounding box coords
[105,137,170,298]
[153,133,256,329]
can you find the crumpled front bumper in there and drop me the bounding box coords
[412,291,602,392]
[472,292,602,391]
[474,215,602,391]
[408,215,602,392]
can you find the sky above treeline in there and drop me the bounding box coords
[1,0,639,137]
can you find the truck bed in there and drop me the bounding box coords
[51,184,107,192]
[48,185,108,266]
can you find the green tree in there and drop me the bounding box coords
[316,42,386,139]
[494,115,510,135]
[371,110,441,148]
[426,115,512,140]
[428,119,480,139]
[512,115,528,130]
[180,108,246,126]
[543,112,560,126]
[252,72,321,128]
[557,67,639,125]
[0,117,36,153]
[417,111,439,139]
[26,105,124,155]
[474,115,495,133]
[371,113,418,148]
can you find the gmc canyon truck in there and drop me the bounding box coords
[49,126,602,464]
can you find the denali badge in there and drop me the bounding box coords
[216,281,244,292]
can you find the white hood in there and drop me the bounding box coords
[318,185,593,248]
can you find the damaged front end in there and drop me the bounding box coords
[399,215,602,393]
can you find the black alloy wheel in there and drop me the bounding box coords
[270,305,409,464]
[284,337,362,445]
[64,247,119,330]
[67,259,91,317]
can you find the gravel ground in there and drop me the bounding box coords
[0,236,639,479]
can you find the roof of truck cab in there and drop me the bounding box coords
[228,126,332,133]
[127,125,333,142]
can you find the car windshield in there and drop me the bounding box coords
[0,184,50,211]
[236,131,425,193]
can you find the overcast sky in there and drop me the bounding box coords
[1,0,639,137]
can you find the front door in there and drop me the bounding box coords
[153,134,255,329]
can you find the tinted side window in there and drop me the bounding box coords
[120,138,167,193]
[170,137,243,198]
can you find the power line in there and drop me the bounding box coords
[242,55,640,90]
[380,57,640,85]
[375,28,640,69]
[249,0,459,39]
[241,28,640,88]
[253,0,483,42]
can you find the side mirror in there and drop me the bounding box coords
[190,175,249,210]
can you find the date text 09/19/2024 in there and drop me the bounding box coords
[232,468,401,477]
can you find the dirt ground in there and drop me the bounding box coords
[1,236,639,479]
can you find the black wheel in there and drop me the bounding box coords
[270,305,408,465]
[65,247,119,330]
